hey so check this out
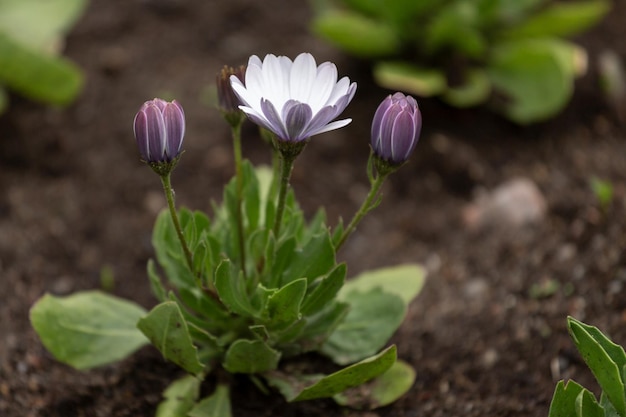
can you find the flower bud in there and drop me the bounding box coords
[217,65,246,127]
[217,65,245,112]
[133,98,185,170]
[370,92,421,166]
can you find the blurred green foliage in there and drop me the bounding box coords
[312,0,610,124]
[0,0,88,114]
[549,317,626,417]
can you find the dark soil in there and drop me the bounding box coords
[2,1,626,416]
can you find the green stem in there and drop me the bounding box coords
[335,173,387,250]
[231,122,247,279]
[273,154,296,238]
[160,173,194,272]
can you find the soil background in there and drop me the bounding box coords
[2,1,626,416]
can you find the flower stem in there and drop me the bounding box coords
[160,173,194,271]
[273,154,296,238]
[231,122,248,278]
[335,172,388,251]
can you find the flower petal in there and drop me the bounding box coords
[260,98,289,140]
[143,104,167,160]
[283,100,313,141]
[290,53,317,104]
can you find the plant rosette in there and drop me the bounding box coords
[31,52,425,416]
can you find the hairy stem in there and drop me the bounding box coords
[160,173,194,271]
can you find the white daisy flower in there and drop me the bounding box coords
[230,52,357,142]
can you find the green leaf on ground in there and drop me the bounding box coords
[30,291,148,370]
[155,375,200,417]
[0,32,82,105]
[334,359,416,409]
[502,0,610,39]
[374,61,447,97]
[0,0,88,53]
[312,10,400,57]
[488,39,576,124]
[266,345,397,402]
[323,288,405,365]
[339,263,426,306]
[137,301,204,375]
[189,384,232,417]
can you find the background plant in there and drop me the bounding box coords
[0,0,87,114]
[311,0,610,124]
[549,317,626,417]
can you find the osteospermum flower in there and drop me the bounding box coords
[133,98,185,164]
[371,92,421,166]
[230,52,357,142]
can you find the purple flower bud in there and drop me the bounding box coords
[371,92,421,165]
[133,98,185,163]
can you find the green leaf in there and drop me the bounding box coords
[503,0,610,39]
[155,375,200,417]
[267,345,397,402]
[312,10,400,57]
[576,389,603,417]
[487,39,575,123]
[0,31,82,105]
[214,259,256,317]
[147,259,167,302]
[334,359,416,409]
[301,263,346,316]
[30,291,148,370]
[443,69,491,107]
[548,380,585,417]
[222,339,281,374]
[424,2,487,58]
[0,0,88,53]
[323,288,405,365]
[568,317,626,416]
[188,384,232,417]
[496,0,546,21]
[266,278,307,328]
[152,210,196,289]
[137,301,204,375]
[340,263,425,306]
[602,391,622,417]
[374,61,447,97]
[278,232,336,287]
